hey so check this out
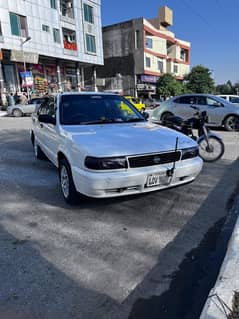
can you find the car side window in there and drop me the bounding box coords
[196,96,207,105]
[229,96,239,103]
[38,100,49,115]
[47,99,57,118]
[206,97,222,107]
[177,96,196,105]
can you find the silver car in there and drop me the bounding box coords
[7,97,48,117]
[151,94,239,131]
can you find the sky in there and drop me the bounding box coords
[101,0,239,84]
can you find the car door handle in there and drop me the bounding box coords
[40,123,43,128]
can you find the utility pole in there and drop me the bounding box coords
[20,36,31,100]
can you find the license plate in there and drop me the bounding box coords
[146,172,170,187]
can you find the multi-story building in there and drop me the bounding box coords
[96,6,190,97]
[0,0,103,97]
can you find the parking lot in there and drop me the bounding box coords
[0,117,239,319]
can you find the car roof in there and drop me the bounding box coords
[59,91,118,96]
[217,94,239,97]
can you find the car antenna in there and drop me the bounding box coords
[167,137,179,177]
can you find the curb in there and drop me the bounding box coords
[200,197,239,319]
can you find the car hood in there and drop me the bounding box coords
[62,122,197,157]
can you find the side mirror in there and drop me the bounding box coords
[38,114,56,125]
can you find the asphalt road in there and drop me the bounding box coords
[0,117,239,319]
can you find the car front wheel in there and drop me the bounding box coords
[224,115,239,131]
[59,159,79,204]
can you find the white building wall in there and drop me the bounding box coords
[0,0,103,65]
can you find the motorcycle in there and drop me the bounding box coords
[159,106,225,162]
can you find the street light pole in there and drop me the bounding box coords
[20,36,31,100]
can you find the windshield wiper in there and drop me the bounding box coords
[80,119,123,125]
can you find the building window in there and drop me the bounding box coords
[60,0,74,19]
[50,0,57,9]
[9,12,28,37]
[53,28,60,43]
[146,37,153,49]
[173,64,178,74]
[63,28,77,50]
[86,34,96,53]
[146,57,151,68]
[158,60,163,73]
[180,48,189,62]
[42,25,50,32]
[135,30,140,49]
[83,3,94,23]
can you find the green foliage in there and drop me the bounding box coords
[185,65,215,94]
[156,74,184,98]
[216,80,239,95]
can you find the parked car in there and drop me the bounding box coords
[31,92,203,204]
[7,97,49,117]
[217,95,239,105]
[124,96,146,112]
[150,94,239,131]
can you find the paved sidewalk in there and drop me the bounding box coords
[0,111,7,117]
[200,196,239,319]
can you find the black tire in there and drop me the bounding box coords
[33,138,46,160]
[198,136,225,162]
[59,158,79,204]
[224,115,239,131]
[12,108,23,117]
[160,112,173,122]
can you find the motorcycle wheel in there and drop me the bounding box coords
[198,136,225,162]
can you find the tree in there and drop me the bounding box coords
[156,74,185,98]
[185,65,214,94]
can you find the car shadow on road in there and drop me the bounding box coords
[0,223,120,319]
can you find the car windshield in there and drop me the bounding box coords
[60,94,145,125]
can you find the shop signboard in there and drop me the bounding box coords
[11,50,39,64]
[140,75,159,83]
[20,71,33,87]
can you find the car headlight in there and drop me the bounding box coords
[85,156,128,170]
[181,146,199,160]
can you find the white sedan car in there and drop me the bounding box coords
[31,93,203,204]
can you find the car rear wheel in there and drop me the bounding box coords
[224,115,239,131]
[161,112,173,122]
[12,108,23,117]
[59,159,79,205]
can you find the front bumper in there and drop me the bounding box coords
[71,157,203,198]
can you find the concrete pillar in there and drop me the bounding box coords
[57,64,62,92]
[0,62,5,108]
[80,66,84,89]
[93,66,97,92]
[76,63,81,92]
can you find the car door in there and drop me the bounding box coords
[38,97,59,165]
[172,95,197,119]
[195,96,224,125]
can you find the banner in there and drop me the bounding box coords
[20,71,33,87]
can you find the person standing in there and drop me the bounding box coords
[19,93,28,105]
[7,93,15,106]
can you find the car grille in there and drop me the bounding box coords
[128,151,181,168]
